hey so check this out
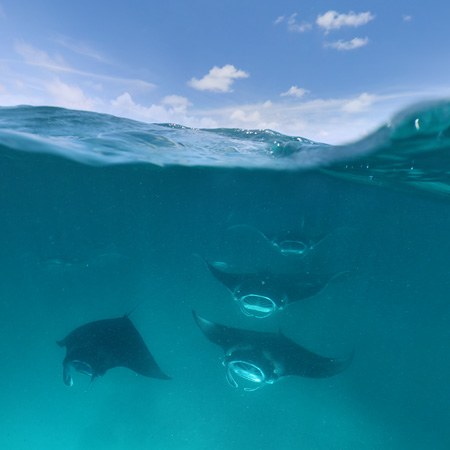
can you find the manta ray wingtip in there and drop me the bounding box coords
[192,310,211,325]
[192,310,204,326]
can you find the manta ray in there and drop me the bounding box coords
[205,260,347,318]
[193,311,352,391]
[227,224,329,257]
[57,315,170,386]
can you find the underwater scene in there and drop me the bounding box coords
[1,102,450,449]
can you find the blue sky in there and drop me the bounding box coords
[0,1,449,143]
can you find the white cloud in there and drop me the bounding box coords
[188,64,249,93]
[326,37,369,51]
[281,85,309,98]
[276,11,371,49]
[230,109,261,124]
[195,89,433,143]
[287,13,312,33]
[45,78,98,111]
[316,10,374,32]
[275,13,312,33]
[111,92,168,122]
[402,15,412,22]
[341,93,376,113]
[161,95,191,114]
[206,97,358,141]
[110,92,217,128]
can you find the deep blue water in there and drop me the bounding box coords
[1,103,450,449]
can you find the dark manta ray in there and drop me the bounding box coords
[206,261,347,318]
[57,315,170,386]
[193,311,352,391]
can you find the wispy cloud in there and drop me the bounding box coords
[275,13,312,33]
[316,11,375,32]
[15,41,70,72]
[402,15,412,22]
[0,3,6,19]
[326,37,369,51]
[13,41,155,90]
[274,15,285,25]
[188,65,249,93]
[53,35,109,63]
[281,86,309,98]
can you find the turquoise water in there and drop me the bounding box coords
[1,103,450,449]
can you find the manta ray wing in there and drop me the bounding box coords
[205,261,248,291]
[103,316,170,379]
[192,311,252,349]
[271,332,353,378]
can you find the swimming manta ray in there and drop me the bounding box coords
[266,230,328,256]
[205,260,347,318]
[193,311,352,391]
[227,224,329,257]
[57,315,170,386]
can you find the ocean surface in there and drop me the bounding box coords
[1,102,450,449]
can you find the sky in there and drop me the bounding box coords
[0,0,449,143]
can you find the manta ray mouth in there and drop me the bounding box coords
[226,360,266,391]
[71,360,94,377]
[274,239,309,256]
[63,360,94,387]
[237,294,279,318]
